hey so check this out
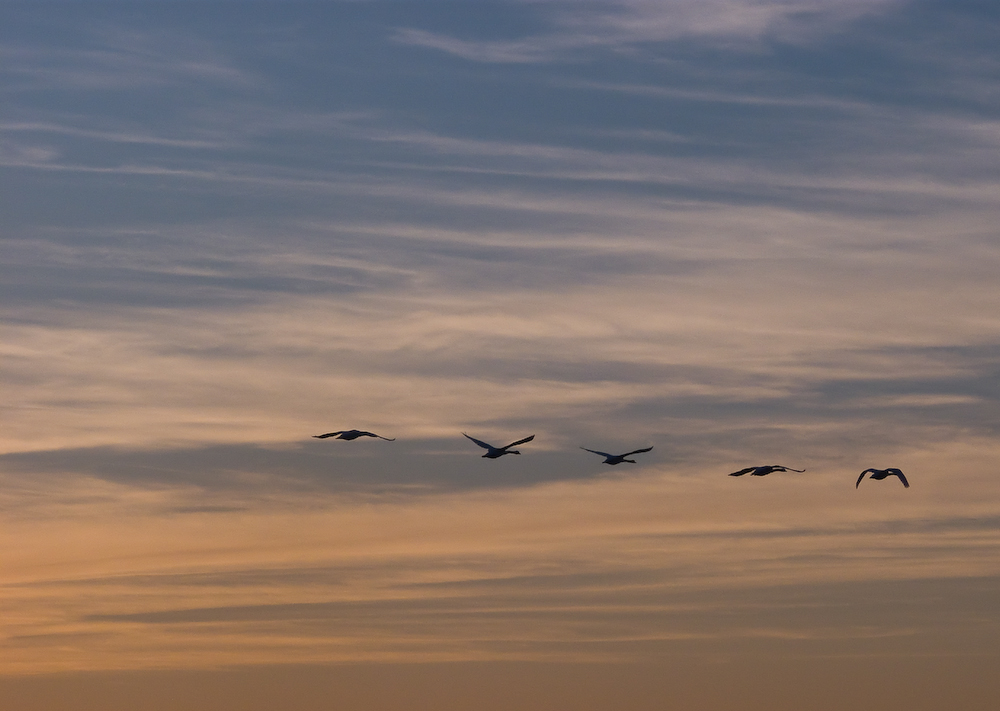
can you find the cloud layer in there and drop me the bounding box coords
[1,1,999,689]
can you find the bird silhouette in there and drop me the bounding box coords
[581,446,653,465]
[856,467,909,488]
[313,429,395,441]
[729,465,805,477]
[463,433,534,458]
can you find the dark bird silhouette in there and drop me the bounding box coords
[581,446,653,465]
[463,433,534,458]
[856,467,909,488]
[313,429,395,441]
[729,465,805,477]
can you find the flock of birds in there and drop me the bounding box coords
[312,430,910,488]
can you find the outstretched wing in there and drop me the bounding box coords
[463,433,494,450]
[313,432,345,439]
[357,432,394,441]
[889,469,909,488]
[776,466,805,473]
[856,470,870,488]
[356,431,395,441]
[581,447,614,458]
[623,446,653,457]
[730,467,755,477]
[504,434,535,449]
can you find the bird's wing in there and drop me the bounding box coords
[581,447,613,458]
[313,432,344,439]
[891,469,910,488]
[463,433,494,450]
[856,471,868,488]
[352,431,396,441]
[623,447,653,457]
[730,467,755,477]
[504,434,535,449]
[779,467,806,472]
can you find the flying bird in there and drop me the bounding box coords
[313,429,395,441]
[580,446,653,465]
[856,467,909,488]
[463,433,534,458]
[729,465,805,477]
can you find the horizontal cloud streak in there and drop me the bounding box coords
[394,0,902,62]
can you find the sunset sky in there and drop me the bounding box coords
[2,1,999,709]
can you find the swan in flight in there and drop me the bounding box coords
[856,467,909,488]
[463,433,534,458]
[580,446,653,465]
[729,465,805,477]
[313,429,395,441]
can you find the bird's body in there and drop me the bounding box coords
[313,429,395,441]
[856,467,909,488]
[581,446,653,465]
[463,433,534,458]
[729,465,805,477]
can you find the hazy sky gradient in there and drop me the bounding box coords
[2,1,999,708]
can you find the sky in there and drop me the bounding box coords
[1,1,999,708]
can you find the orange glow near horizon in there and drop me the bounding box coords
[4,439,1000,676]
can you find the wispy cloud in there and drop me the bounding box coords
[0,25,258,92]
[0,122,224,149]
[394,0,903,63]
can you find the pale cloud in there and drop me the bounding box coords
[394,0,903,62]
[0,122,225,149]
[0,138,58,166]
[0,27,258,93]
[554,79,879,110]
